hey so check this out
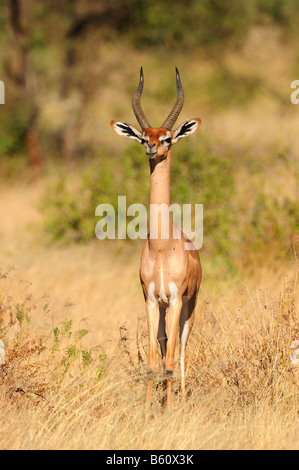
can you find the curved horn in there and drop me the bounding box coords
[132,67,151,131]
[162,67,184,130]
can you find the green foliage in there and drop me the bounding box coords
[42,137,299,275]
[170,136,235,264]
[61,344,80,376]
[52,327,60,352]
[204,67,263,109]
[0,0,297,276]
[132,0,251,51]
[41,135,235,264]
[81,349,92,368]
[0,100,34,179]
[0,103,29,156]
[245,190,299,257]
[61,319,73,338]
[255,0,299,25]
[15,303,31,328]
[41,143,149,243]
[1,0,299,175]
[97,354,108,379]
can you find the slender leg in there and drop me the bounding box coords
[179,294,196,399]
[158,307,167,368]
[165,297,183,410]
[145,299,160,418]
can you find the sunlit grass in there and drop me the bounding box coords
[0,255,298,450]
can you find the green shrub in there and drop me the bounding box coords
[0,102,29,156]
[131,0,251,51]
[42,135,234,255]
[41,137,299,276]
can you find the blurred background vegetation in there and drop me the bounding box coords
[0,0,298,279]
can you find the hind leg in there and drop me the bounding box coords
[158,307,167,368]
[179,293,197,398]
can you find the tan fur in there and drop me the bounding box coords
[139,144,202,413]
[111,97,202,414]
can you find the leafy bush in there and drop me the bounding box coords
[131,0,251,51]
[41,135,234,259]
[0,102,29,156]
[41,137,299,275]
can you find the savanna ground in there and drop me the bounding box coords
[0,176,298,450]
[0,1,299,450]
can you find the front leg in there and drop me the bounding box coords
[145,295,160,417]
[165,296,183,410]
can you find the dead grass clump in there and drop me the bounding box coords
[187,271,299,417]
[0,267,109,406]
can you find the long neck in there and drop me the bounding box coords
[148,149,174,250]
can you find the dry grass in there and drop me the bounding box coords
[0,259,298,450]
[0,183,298,449]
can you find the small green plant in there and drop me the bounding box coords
[61,345,80,376]
[52,327,60,353]
[15,303,31,328]
[0,268,109,399]
[82,349,92,368]
[97,354,107,379]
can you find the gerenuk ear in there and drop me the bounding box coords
[172,118,201,144]
[110,121,144,144]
